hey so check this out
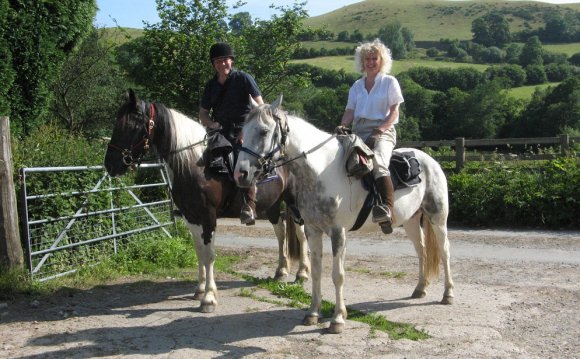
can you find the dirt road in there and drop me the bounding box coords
[1,220,579,358]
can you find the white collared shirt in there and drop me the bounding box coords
[346,73,404,125]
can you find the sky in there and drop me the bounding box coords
[95,0,580,29]
[94,0,365,28]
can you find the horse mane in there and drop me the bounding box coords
[153,102,207,178]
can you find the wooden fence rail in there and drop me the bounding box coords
[398,134,578,172]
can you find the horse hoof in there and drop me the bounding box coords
[200,303,216,313]
[302,315,318,326]
[328,322,345,334]
[192,291,204,301]
[295,271,309,283]
[274,270,288,281]
[441,296,454,305]
[411,289,426,299]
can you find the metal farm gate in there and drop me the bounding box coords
[19,163,177,281]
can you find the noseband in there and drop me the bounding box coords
[108,102,155,168]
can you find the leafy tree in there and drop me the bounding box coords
[49,28,130,136]
[570,52,580,66]
[504,43,522,64]
[519,36,543,67]
[229,12,252,35]
[541,14,572,43]
[337,30,349,42]
[432,81,521,139]
[1,0,97,137]
[517,76,580,137]
[544,63,573,82]
[471,12,510,47]
[302,87,345,131]
[377,21,411,59]
[0,0,14,117]
[525,64,547,85]
[129,0,228,115]
[233,3,309,99]
[485,64,527,87]
[123,1,307,114]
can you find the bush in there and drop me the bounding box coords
[448,157,579,229]
[525,64,547,85]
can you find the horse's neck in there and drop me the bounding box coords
[285,116,343,175]
[156,109,206,175]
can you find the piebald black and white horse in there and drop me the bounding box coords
[235,96,454,333]
[104,90,310,313]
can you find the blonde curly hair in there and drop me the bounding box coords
[354,39,393,75]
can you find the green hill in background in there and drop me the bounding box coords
[304,0,580,42]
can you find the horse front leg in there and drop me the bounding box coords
[302,226,323,327]
[186,223,206,300]
[271,219,290,280]
[328,226,347,334]
[198,221,218,313]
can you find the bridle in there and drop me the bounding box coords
[108,102,156,168]
[239,109,336,181]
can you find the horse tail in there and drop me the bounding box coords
[285,208,301,262]
[423,215,441,281]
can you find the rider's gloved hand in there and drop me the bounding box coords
[334,125,349,135]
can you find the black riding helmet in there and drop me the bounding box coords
[209,42,235,62]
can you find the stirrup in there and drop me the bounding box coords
[372,205,391,224]
[240,205,255,226]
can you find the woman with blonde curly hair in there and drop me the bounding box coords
[336,39,404,233]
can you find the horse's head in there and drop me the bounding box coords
[104,89,156,177]
[235,95,288,188]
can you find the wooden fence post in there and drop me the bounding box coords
[455,137,465,172]
[560,134,569,156]
[0,116,24,269]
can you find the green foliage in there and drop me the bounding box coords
[485,64,527,87]
[514,76,580,137]
[108,236,197,276]
[448,157,579,228]
[12,123,105,169]
[519,36,544,67]
[2,0,97,137]
[377,21,414,59]
[49,28,131,137]
[471,12,511,47]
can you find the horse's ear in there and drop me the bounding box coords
[125,89,138,110]
[271,94,283,113]
[250,95,260,109]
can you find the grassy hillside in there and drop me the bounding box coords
[291,56,490,74]
[304,0,580,42]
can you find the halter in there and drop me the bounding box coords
[239,111,289,180]
[108,102,155,168]
[239,109,336,181]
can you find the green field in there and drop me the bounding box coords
[290,56,489,75]
[507,82,561,100]
[543,43,580,56]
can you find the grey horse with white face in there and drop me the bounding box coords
[235,95,454,334]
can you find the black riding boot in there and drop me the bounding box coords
[373,176,395,234]
[240,185,256,226]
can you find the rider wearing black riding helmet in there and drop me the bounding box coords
[199,42,264,225]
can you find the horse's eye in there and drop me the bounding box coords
[259,128,269,137]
